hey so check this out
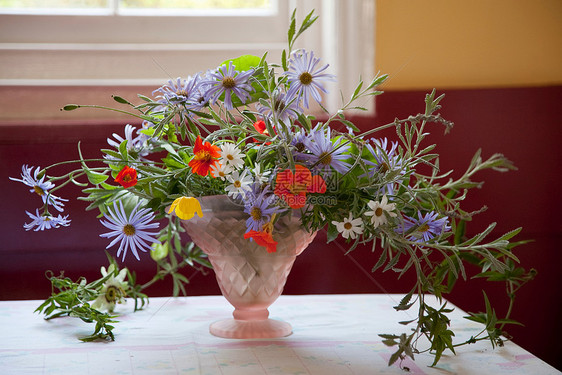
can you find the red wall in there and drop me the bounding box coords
[1,86,560,369]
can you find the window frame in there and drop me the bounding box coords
[0,0,376,118]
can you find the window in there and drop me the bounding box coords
[0,0,375,118]
[0,0,273,15]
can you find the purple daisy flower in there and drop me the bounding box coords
[10,165,67,212]
[284,50,336,109]
[243,185,284,232]
[100,200,161,261]
[303,126,351,174]
[289,128,309,161]
[134,120,156,156]
[204,61,255,110]
[400,211,451,243]
[152,75,201,107]
[364,138,404,195]
[107,123,154,159]
[257,89,303,124]
[23,209,71,231]
[107,124,142,151]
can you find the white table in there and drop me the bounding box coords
[0,294,558,374]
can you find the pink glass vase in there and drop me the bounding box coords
[180,195,317,339]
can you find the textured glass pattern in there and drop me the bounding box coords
[181,195,317,338]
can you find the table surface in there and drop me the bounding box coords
[0,294,559,375]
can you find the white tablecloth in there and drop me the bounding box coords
[0,294,558,374]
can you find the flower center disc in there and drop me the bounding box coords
[105,285,119,303]
[227,154,234,160]
[344,222,353,230]
[251,207,262,221]
[299,72,313,85]
[234,180,241,188]
[222,77,236,89]
[274,98,286,111]
[33,185,45,196]
[195,150,212,162]
[123,224,136,236]
[418,224,430,233]
[319,152,332,165]
[379,162,390,173]
[375,207,383,217]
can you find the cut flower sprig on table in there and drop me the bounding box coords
[12,10,534,367]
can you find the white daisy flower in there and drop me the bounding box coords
[91,264,128,313]
[252,163,271,184]
[225,170,252,199]
[364,195,397,229]
[331,212,364,240]
[210,162,233,180]
[219,142,246,170]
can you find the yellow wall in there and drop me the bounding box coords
[375,0,562,90]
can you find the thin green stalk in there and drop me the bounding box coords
[68,104,148,120]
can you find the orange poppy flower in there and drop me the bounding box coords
[188,135,221,177]
[274,165,327,208]
[309,174,327,194]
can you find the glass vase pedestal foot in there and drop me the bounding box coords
[210,315,292,339]
[180,195,316,339]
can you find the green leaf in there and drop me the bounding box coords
[220,54,262,73]
[137,94,152,102]
[352,80,363,99]
[371,246,388,272]
[288,9,296,43]
[394,289,415,311]
[282,49,288,71]
[119,140,129,161]
[454,219,466,245]
[326,223,339,243]
[85,170,109,185]
[112,95,131,105]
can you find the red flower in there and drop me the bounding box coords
[274,165,313,209]
[115,166,137,188]
[274,165,327,208]
[244,230,278,253]
[309,174,327,194]
[252,120,273,144]
[188,135,221,177]
[253,120,268,134]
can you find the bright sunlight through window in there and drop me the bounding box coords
[0,0,272,14]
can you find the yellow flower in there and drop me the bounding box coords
[168,197,203,220]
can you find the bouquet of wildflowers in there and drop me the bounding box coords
[12,10,533,367]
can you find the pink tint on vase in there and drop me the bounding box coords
[180,195,317,339]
